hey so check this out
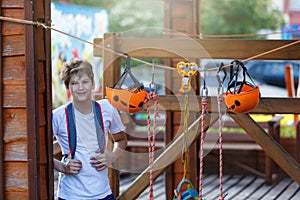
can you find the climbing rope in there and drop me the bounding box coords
[216,64,227,200]
[182,93,189,179]
[144,91,159,200]
[143,62,159,200]
[217,93,224,200]
[198,77,208,200]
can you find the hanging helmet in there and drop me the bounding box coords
[224,60,260,114]
[105,54,148,113]
[106,87,148,113]
[225,82,260,114]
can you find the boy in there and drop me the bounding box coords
[53,58,127,200]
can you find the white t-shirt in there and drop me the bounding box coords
[52,99,125,200]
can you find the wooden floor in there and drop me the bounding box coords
[119,173,300,200]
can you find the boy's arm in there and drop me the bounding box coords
[109,131,127,162]
[53,157,82,174]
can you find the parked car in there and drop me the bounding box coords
[245,60,300,88]
[202,59,300,89]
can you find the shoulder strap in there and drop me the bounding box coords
[65,101,105,159]
[65,102,77,159]
[92,101,106,154]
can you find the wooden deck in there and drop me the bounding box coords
[119,173,300,200]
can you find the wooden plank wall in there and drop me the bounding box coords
[1,1,28,199]
[0,2,2,200]
[1,0,52,199]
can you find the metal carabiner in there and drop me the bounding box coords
[149,60,157,92]
[216,62,227,96]
[200,65,209,98]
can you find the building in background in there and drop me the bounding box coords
[281,0,300,39]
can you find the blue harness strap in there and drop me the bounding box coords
[65,101,105,159]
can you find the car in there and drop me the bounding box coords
[245,60,300,88]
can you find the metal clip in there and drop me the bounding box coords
[149,60,157,92]
[216,62,227,96]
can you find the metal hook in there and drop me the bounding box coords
[124,53,131,71]
[200,66,209,98]
[217,63,227,85]
[149,60,157,92]
[216,62,227,96]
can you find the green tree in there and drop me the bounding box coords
[52,0,284,38]
[106,0,164,37]
[52,0,164,37]
[201,0,284,37]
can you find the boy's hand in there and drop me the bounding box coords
[64,158,82,174]
[90,153,107,171]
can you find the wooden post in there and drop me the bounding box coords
[296,121,300,163]
[0,3,3,199]
[265,116,282,184]
[285,64,298,123]
[101,33,121,197]
[101,33,121,98]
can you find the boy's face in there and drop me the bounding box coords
[68,73,94,103]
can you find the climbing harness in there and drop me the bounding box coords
[198,67,209,200]
[224,60,260,114]
[143,61,160,200]
[106,54,148,113]
[174,61,199,200]
[65,100,105,159]
[216,64,227,200]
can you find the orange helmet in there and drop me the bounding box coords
[225,82,260,114]
[105,54,148,113]
[106,87,148,113]
[224,60,260,114]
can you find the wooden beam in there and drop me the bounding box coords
[25,1,39,199]
[95,94,300,114]
[94,38,300,60]
[141,95,300,114]
[229,114,300,185]
[0,4,4,199]
[118,114,218,200]
[101,33,121,98]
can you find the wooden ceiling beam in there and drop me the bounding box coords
[94,37,300,60]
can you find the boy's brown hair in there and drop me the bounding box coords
[60,58,94,89]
